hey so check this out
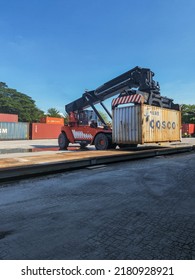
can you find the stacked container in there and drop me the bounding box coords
[40,116,64,125]
[30,123,62,139]
[0,122,29,140]
[0,113,18,122]
[182,124,195,136]
[0,113,30,140]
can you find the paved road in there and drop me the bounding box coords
[0,152,195,260]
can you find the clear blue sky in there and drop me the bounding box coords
[0,0,194,113]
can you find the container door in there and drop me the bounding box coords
[112,105,142,144]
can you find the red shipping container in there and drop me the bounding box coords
[30,123,62,139]
[182,124,195,135]
[0,113,18,122]
[40,116,64,125]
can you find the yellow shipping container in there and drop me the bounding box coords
[112,104,181,144]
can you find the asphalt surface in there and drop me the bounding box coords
[0,151,195,260]
[1,138,194,182]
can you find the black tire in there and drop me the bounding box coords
[94,133,109,150]
[58,132,69,150]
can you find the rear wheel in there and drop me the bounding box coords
[58,132,69,150]
[94,133,109,150]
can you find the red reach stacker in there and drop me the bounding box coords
[58,66,180,150]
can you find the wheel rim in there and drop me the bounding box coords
[95,133,109,150]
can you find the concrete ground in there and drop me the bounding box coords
[0,137,195,149]
[0,137,194,158]
[0,151,195,260]
[0,139,57,148]
[0,139,94,158]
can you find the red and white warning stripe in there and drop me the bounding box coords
[112,94,142,107]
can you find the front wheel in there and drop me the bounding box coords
[94,133,109,150]
[58,132,69,150]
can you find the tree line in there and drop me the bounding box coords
[0,82,195,123]
[181,104,195,124]
[0,82,65,122]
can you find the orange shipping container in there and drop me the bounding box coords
[30,123,62,139]
[40,116,64,125]
[0,113,18,122]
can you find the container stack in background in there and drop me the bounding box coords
[182,123,195,137]
[0,113,29,140]
[0,113,18,123]
[0,113,64,140]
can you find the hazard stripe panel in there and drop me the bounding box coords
[112,94,142,107]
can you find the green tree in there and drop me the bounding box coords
[45,108,69,124]
[181,104,195,124]
[0,82,44,122]
[46,108,61,118]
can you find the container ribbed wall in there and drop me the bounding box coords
[30,123,62,139]
[0,113,18,122]
[112,105,142,144]
[0,122,29,140]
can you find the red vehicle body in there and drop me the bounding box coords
[59,112,112,150]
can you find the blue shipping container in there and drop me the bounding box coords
[0,122,29,140]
